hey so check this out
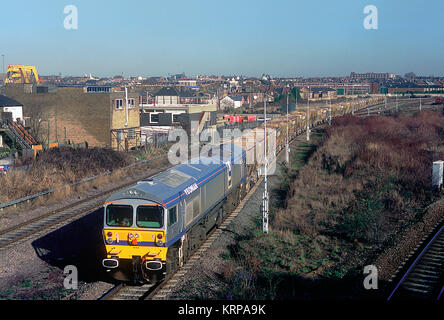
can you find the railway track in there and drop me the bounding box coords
[387,223,444,300]
[66,101,444,301]
[1,101,375,300]
[0,166,170,253]
[355,98,434,117]
[98,283,156,300]
[100,102,442,301]
[99,170,266,300]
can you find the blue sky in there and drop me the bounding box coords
[1,0,443,77]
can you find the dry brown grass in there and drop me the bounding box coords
[273,111,444,244]
[0,147,133,202]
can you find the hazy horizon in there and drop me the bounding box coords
[2,0,444,78]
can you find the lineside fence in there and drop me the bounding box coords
[0,152,168,212]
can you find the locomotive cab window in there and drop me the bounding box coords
[168,206,177,226]
[136,205,164,228]
[106,205,133,227]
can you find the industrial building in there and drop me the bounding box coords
[350,72,396,81]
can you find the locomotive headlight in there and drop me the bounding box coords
[106,237,113,244]
[156,239,163,247]
[128,233,134,239]
[134,234,139,239]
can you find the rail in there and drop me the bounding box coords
[0,152,168,211]
[387,223,444,300]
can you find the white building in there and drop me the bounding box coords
[220,95,243,110]
[0,95,24,124]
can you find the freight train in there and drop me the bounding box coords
[102,143,257,283]
[101,96,384,283]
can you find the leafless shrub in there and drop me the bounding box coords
[274,111,444,244]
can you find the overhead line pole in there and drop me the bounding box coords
[329,96,332,125]
[286,87,289,163]
[262,98,269,234]
[306,85,310,141]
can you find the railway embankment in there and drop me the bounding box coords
[0,146,170,232]
[166,110,444,299]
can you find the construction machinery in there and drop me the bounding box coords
[5,65,40,84]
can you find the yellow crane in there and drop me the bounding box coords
[5,65,41,84]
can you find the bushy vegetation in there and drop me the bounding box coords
[0,147,10,159]
[276,111,444,244]
[0,147,133,202]
[221,110,444,299]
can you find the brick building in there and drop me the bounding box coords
[5,84,140,151]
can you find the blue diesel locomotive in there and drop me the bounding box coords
[102,144,249,283]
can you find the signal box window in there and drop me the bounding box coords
[106,205,133,227]
[137,205,164,228]
[151,113,159,123]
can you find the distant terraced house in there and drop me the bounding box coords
[4,84,141,151]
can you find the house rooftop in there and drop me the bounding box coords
[155,86,196,97]
[156,87,179,96]
[0,95,23,107]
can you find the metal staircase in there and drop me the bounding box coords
[0,120,38,150]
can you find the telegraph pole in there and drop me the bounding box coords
[420,97,422,111]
